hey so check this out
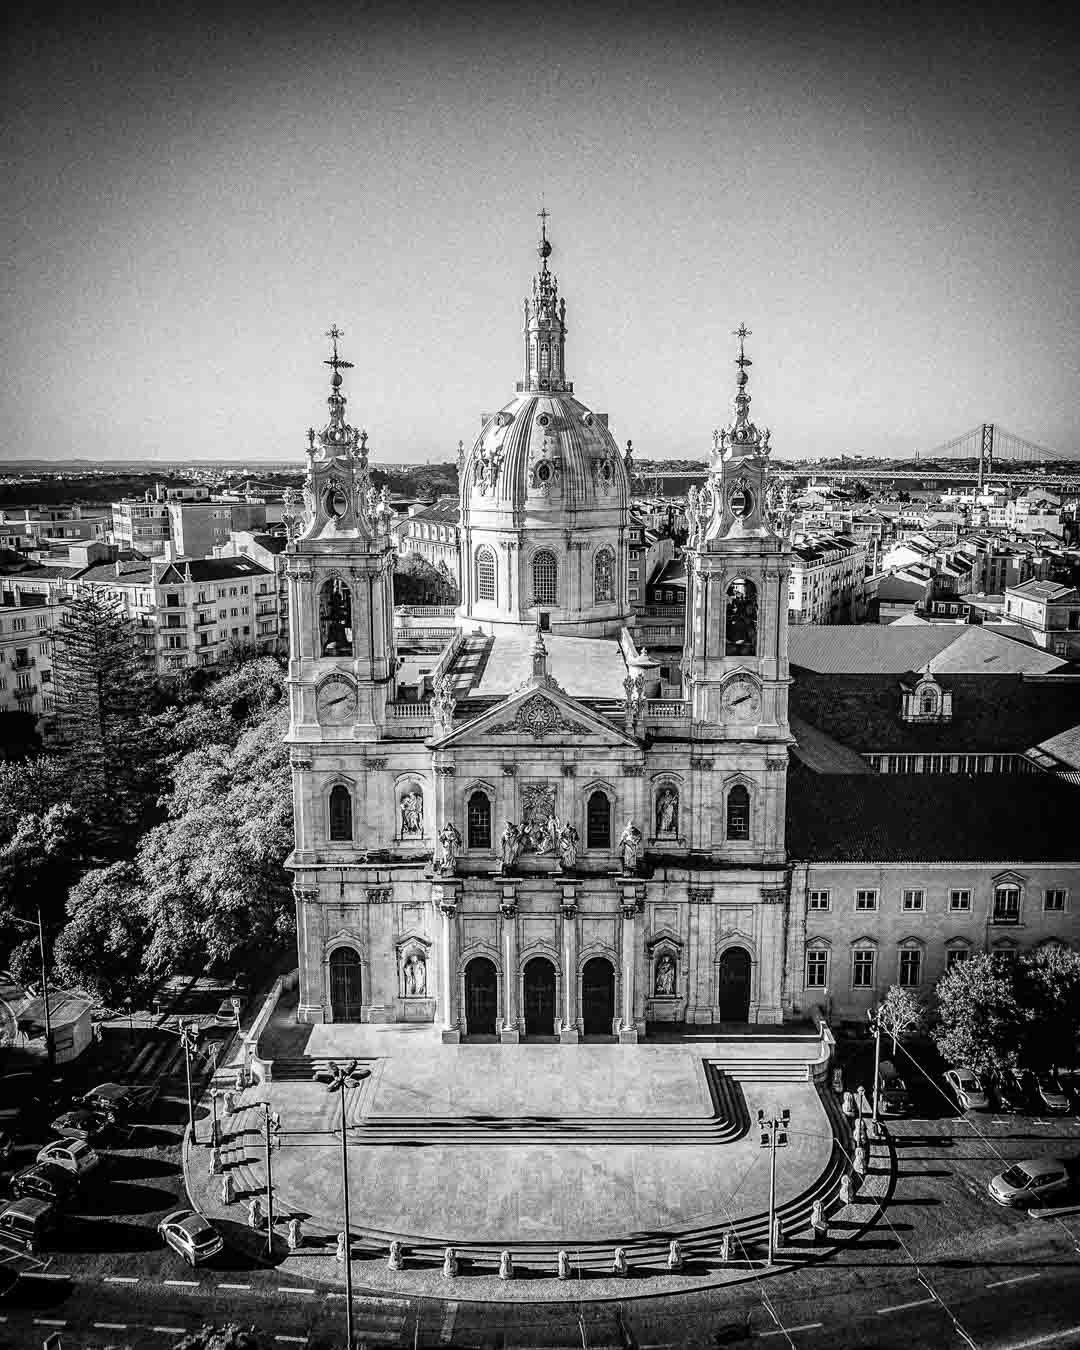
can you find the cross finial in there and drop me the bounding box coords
[732,323,753,371]
[324,325,354,373]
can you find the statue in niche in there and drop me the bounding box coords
[499,821,524,874]
[436,822,462,875]
[535,812,559,856]
[557,821,580,871]
[654,953,677,997]
[618,820,643,875]
[400,790,424,839]
[403,952,427,997]
[656,787,679,838]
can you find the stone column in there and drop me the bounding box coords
[294,883,325,1023]
[290,754,314,863]
[500,886,520,1043]
[618,885,639,1044]
[435,880,461,1044]
[756,885,788,1023]
[560,886,579,1044]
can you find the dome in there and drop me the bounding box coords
[461,391,629,519]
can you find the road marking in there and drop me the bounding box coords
[877,1297,936,1314]
[356,1295,409,1309]
[440,1301,458,1344]
[758,1327,823,1339]
[1000,1330,1080,1350]
[987,1273,1042,1288]
[34,1320,67,1327]
[275,1338,307,1345]
[219,1281,252,1290]
[163,1278,200,1287]
[153,1327,187,1335]
[94,1324,129,1331]
[278,1286,316,1294]
[25,1272,68,1280]
[104,1275,140,1283]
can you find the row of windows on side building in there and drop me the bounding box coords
[807,885,1066,918]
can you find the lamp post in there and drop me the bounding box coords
[179,1020,200,1144]
[868,1008,883,1126]
[315,1059,371,1350]
[10,907,54,1072]
[757,1107,791,1267]
[261,1103,282,1255]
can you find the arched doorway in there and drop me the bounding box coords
[581,957,615,1038]
[464,957,498,1037]
[717,947,752,1022]
[523,957,556,1038]
[329,948,363,1022]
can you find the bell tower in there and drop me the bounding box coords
[285,327,397,779]
[520,208,571,394]
[683,325,792,751]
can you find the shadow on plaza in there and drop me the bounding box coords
[51,1217,160,1254]
[98,1153,181,1182]
[74,1180,178,1217]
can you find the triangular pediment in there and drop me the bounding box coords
[430,679,638,750]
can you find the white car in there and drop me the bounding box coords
[988,1158,1071,1207]
[157,1209,223,1266]
[944,1068,990,1112]
[35,1138,101,1178]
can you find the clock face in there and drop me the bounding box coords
[721,674,761,721]
[316,676,357,724]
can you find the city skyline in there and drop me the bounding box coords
[3,1,1077,464]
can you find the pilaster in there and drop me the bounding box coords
[434,879,462,1044]
[559,884,579,1043]
[499,885,520,1043]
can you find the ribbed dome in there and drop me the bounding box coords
[461,391,629,518]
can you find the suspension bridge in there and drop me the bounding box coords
[914,423,1066,489]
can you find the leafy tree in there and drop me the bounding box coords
[1017,945,1080,1070]
[394,553,459,605]
[52,862,154,1008]
[874,984,925,1051]
[0,801,81,969]
[932,953,1025,1076]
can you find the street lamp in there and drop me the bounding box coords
[10,907,54,1072]
[179,1019,201,1144]
[757,1107,791,1267]
[315,1059,371,1350]
[262,1102,282,1256]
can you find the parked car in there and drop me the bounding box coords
[80,1082,159,1119]
[36,1138,101,1179]
[944,1068,990,1112]
[1033,1072,1071,1114]
[876,1060,914,1116]
[216,996,240,1024]
[9,1161,78,1206]
[50,1108,112,1143]
[0,1197,57,1254]
[992,1071,1028,1113]
[989,1157,1072,1208]
[157,1209,224,1266]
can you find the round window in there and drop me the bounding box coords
[537,413,551,427]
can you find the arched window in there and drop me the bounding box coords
[475,547,496,603]
[533,550,558,605]
[920,691,937,715]
[725,579,757,656]
[328,785,353,841]
[586,790,611,849]
[319,577,353,657]
[726,784,750,841]
[467,790,492,850]
[594,548,614,603]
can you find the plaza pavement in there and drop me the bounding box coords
[183,1024,862,1301]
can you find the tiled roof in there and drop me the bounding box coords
[1009,580,1076,601]
[1029,722,1080,772]
[787,623,1066,676]
[786,763,1080,862]
[789,715,874,774]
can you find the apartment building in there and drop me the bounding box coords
[1004,580,1080,661]
[0,601,56,725]
[787,533,868,624]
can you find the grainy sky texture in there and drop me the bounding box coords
[2,1,1077,462]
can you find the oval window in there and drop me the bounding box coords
[537,462,553,483]
[325,484,349,518]
[729,486,753,518]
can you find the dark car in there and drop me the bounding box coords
[0,1197,57,1255]
[993,1071,1028,1113]
[50,1108,112,1143]
[80,1082,159,1119]
[9,1161,77,1206]
[1033,1072,1071,1115]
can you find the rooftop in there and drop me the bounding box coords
[446,632,628,701]
[787,623,1066,676]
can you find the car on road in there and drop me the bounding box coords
[876,1060,914,1116]
[49,1108,113,1143]
[8,1160,78,1206]
[157,1209,224,1266]
[992,1070,1028,1113]
[36,1138,101,1178]
[80,1081,159,1119]
[944,1067,991,1112]
[0,1197,57,1254]
[1032,1072,1071,1114]
[988,1157,1072,1208]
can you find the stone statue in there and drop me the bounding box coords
[612,1246,629,1277]
[656,787,679,837]
[498,1249,514,1281]
[247,1197,262,1231]
[557,1249,571,1280]
[667,1238,684,1270]
[618,820,643,875]
[287,1217,303,1251]
[400,790,424,839]
[388,1239,404,1270]
[499,820,524,873]
[404,952,427,997]
[654,952,676,997]
[221,1172,235,1206]
[442,1246,458,1278]
[535,812,559,857]
[556,821,579,871]
[437,822,462,875]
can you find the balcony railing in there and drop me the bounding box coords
[13,685,36,700]
[10,656,35,669]
[646,699,690,719]
[395,605,457,618]
[386,700,432,720]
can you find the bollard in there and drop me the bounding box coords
[772,1215,784,1252]
[247,1197,262,1231]
[839,1173,855,1206]
[388,1239,404,1271]
[286,1218,302,1251]
[853,1145,867,1178]
[557,1250,571,1281]
[221,1172,235,1206]
[810,1199,827,1241]
[442,1246,458,1279]
[854,1117,868,1148]
[719,1231,733,1263]
[868,1117,882,1142]
[224,1090,236,1115]
[841,1090,856,1118]
[667,1238,684,1271]
[336,1232,347,1263]
[612,1246,629,1277]
[208,1146,222,1177]
[498,1250,514,1281]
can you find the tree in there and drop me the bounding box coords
[1017,945,1080,1070]
[0,801,81,971]
[933,953,1025,1076]
[874,984,925,1051]
[52,862,154,1008]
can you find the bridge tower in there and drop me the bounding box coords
[978,423,994,492]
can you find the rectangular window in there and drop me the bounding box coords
[36,615,47,629]
[949,889,971,912]
[851,949,875,988]
[855,889,878,912]
[12,618,26,632]
[898,949,922,986]
[15,673,32,690]
[945,949,971,971]
[166,593,180,607]
[807,889,831,911]
[1044,889,1067,912]
[993,886,1021,923]
[38,641,49,656]
[902,889,925,912]
[805,949,828,987]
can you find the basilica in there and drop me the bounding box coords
[284,222,1080,1039]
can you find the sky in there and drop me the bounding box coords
[2,0,1077,464]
